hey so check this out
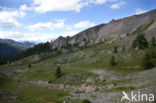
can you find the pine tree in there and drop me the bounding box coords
[0,57,3,65]
[81,99,91,103]
[110,56,116,66]
[113,46,118,53]
[151,37,156,47]
[151,50,156,58]
[28,64,31,68]
[132,33,148,49]
[142,52,154,69]
[122,46,125,52]
[55,66,62,78]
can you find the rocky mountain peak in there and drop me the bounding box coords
[51,36,67,50]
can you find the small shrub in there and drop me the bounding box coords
[55,66,62,79]
[122,46,125,52]
[48,80,53,84]
[28,64,31,68]
[110,56,116,66]
[81,99,91,103]
[142,52,154,69]
[151,37,156,47]
[113,46,118,53]
[151,50,156,58]
[132,33,148,49]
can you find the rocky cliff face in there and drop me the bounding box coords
[68,24,105,47]
[51,24,105,50]
[51,36,67,50]
[50,9,156,50]
[98,9,156,43]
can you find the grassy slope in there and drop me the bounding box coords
[0,73,68,103]
[0,43,156,103]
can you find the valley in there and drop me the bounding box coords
[0,9,156,103]
[0,42,156,103]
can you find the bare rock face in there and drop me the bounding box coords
[68,24,105,47]
[69,9,156,47]
[97,9,156,43]
[50,9,156,50]
[51,36,67,50]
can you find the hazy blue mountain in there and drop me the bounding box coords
[0,39,35,57]
[0,42,22,57]
[0,39,34,50]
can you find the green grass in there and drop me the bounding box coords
[1,42,156,102]
[13,43,155,83]
[0,73,68,103]
[103,86,137,92]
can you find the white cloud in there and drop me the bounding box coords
[74,20,95,29]
[32,0,87,13]
[0,31,57,42]
[26,20,72,31]
[19,4,32,11]
[0,6,10,10]
[110,1,126,9]
[26,20,95,31]
[20,0,117,13]
[0,11,25,28]
[61,31,79,37]
[135,8,147,15]
[95,0,117,5]
[26,22,54,31]
[0,20,94,42]
[0,30,79,42]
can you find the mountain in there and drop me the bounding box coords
[0,39,34,57]
[51,24,105,50]
[51,9,156,50]
[0,9,156,103]
[0,42,22,57]
[0,39,34,50]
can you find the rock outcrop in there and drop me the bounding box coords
[68,24,105,47]
[51,36,67,50]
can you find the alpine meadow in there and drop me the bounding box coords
[0,0,156,103]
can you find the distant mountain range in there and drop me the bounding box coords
[0,39,34,57]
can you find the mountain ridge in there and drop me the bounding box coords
[0,42,22,57]
[0,38,35,57]
[51,9,156,50]
[0,39,34,50]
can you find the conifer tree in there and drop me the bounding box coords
[81,99,91,103]
[28,64,31,68]
[110,56,116,66]
[132,33,148,49]
[151,37,156,47]
[113,46,118,53]
[142,52,154,69]
[122,46,125,52]
[55,66,62,78]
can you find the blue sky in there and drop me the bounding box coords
[0,0,155,42]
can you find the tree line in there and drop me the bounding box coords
[0,42,51,65]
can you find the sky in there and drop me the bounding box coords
[0,0,155,43]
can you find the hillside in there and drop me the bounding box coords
[0,42,155,103]
[0,39,34,57]
[0,42,22,57]
[51,9,156,50]
[0,39,34,50]
[0,9,156,103]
